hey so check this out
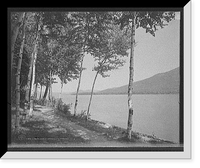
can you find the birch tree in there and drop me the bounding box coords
[70,12,113,116]
[86,24,130,120]
[69,12,89,116]
[39,84,43,99]
[116,11,175,140]
[35,42,50,102]
[24,13,39,104]
[15,12,27,129]
[11,12,25,75]
[73,54,84,115]
[29,13,42,116]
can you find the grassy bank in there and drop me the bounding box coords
[54,99,175,144]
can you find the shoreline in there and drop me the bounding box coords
[10,104,179,147]
[70,93,179,95]
[55,108,177,145]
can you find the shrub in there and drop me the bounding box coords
[34,99,45,105]
[56,98,63,110]
[77,110,91,119]
[34,97,56,107]
[62,104,71,114]
[55,98,71,115]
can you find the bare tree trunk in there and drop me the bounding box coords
[25,51,34,103]
[29,15,41,116]
[15,13,26,129]
[59,81,63,99]
[74,15,89,116]
[50,75,53,102]
[39,85,43,99]
[11,12,25,108]
[74,55,84,116]
[86,71,98,120]
[43,83,49,100]
[48,84,51,101]
[29,82,36,116]
[48,84,51,100]
[60,83,63,99]
[34,83,38,100]
[127,13,136,140]
[11,12,25,75]
[29,55,37,116]
[48,71,52,102]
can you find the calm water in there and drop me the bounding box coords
[56,94,179,143]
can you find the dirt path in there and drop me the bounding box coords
[36,105,107,142]
[24,105,131,147]
[10,105,180,148]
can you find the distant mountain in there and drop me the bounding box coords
[70,89,99,95]
[96,67,180,94]
[70,67,180,95]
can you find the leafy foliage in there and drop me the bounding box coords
[11,11,176,111]
[92,24,130,77]
[115,11,175,37]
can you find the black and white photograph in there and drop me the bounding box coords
[5,5,191,159]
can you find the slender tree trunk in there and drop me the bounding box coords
[74,55,84,116]
[60,83,63,99]
[29,15,41,116]
[50,76,53,102]
[29,82,36,116]
[39,85,43,99]
[48,85,51,101]
[15,13,26,129]
[29,55,37,116]
[25,51,34,103]
[86,71,98,120]
[11,12,25,76]
[11,13,25,105]
[74,15,89,116]
[59,81,63,99]
[127,13,136,140]
[43,83,49,100]
[48,71,52,102]
[34,83,38,100]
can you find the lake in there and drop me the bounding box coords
[56,94,179,143]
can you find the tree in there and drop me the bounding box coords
[35,40,50,101]
[33,14,81,103]
[56,42,82,99]
[25,52,33,103]
[15,12,27,129]
[70,12,114,116]
[69,12,90,116]
[73,54,84,115]
[35,70,46,100]
[43,82,49,100]
[19,49,30,107]
[86,24,130,120]
[116,11,175,140]
[35,39,55,103]
[39,84,43,99]
[11,12,25,76]
[23,13,39,104]
[35,12,71,103]
[29,13,42,116]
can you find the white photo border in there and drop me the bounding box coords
[3,2,191,159]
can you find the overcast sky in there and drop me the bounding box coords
[51,12,180,93]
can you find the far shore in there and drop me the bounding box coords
[51,92,180,96]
